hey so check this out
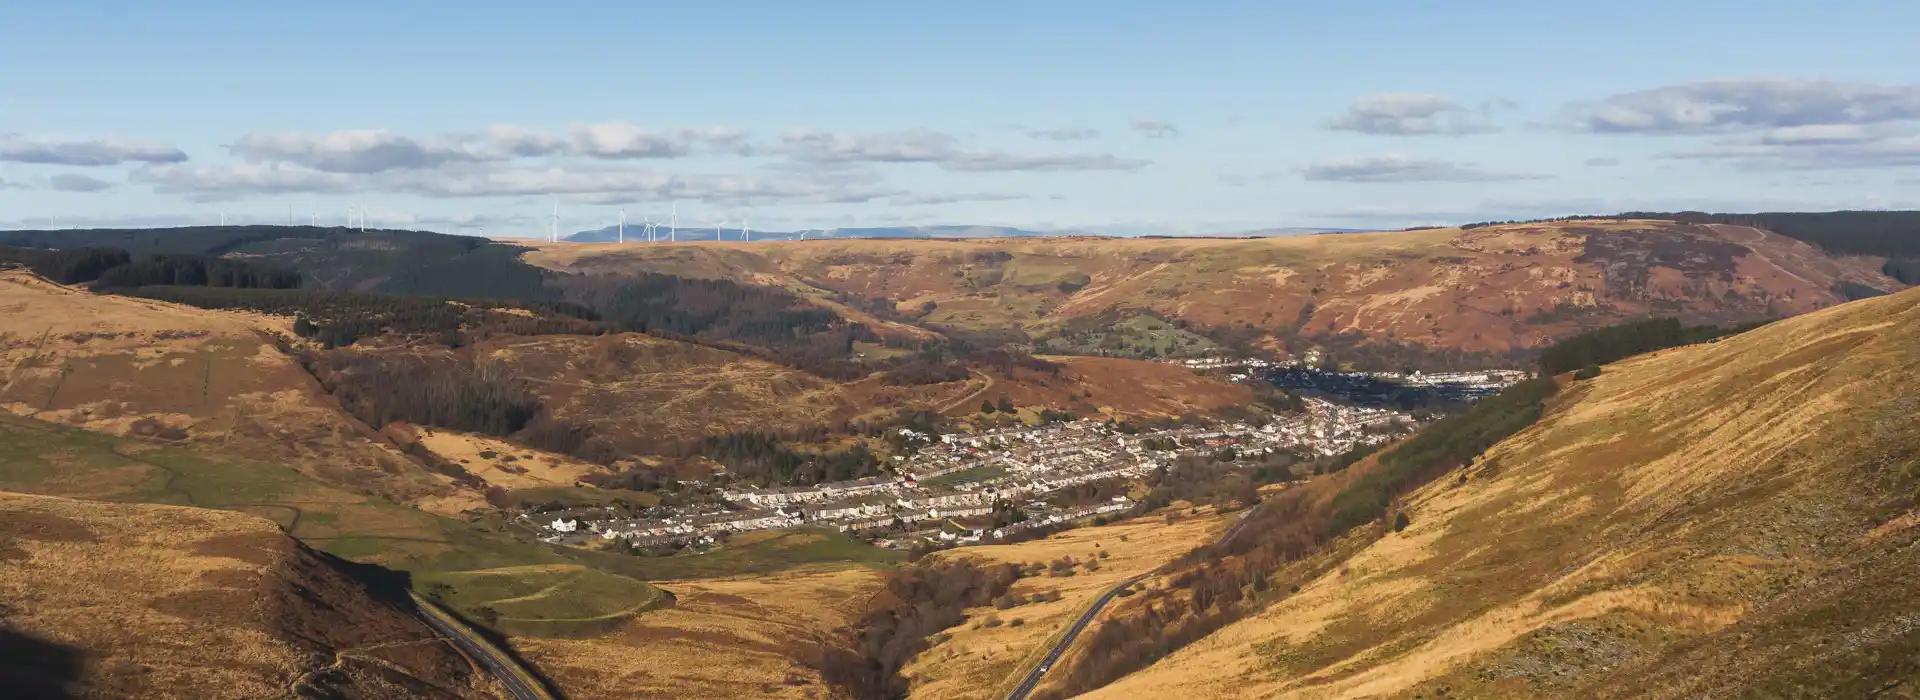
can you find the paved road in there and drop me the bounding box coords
[1004,572,1152,700]
[410,593,555,700]
[1003,504,1263,700]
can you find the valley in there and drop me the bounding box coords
[0,213,1914,700]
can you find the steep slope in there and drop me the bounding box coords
[0,490,503,700]
[903,511,1237,700]
[523,220,1902,356]
[0,269,463,510]
[1074,287,1920,699]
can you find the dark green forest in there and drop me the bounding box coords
[1536,316,1769,375]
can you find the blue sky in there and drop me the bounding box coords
[3,0,1918,236]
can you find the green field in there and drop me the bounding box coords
[0,413,904,633]
[1042,314,1219,359]
[416,564,672,638]
[920,464,1009,488]
[0,413,659,630]
[612,527,904,581]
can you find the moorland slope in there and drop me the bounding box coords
[526,219,1901,357]
[0,490,503,700]
[1072,287,1920,699]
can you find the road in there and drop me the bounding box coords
[1003,571,1151,700]
[1003,504,1262,700]
[938,369,998,414]
[409,593,556,700]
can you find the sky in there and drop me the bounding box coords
[3,0,1919,237]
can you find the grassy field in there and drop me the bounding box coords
[921,464,1009,488]
[417,564,672,638]
[1042,314,1220,359]
[1076,288,1920,699]
[610,527,905,581]
[0,412,674,628]
[516,567,887,700]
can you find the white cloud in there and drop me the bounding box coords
[775,130,1149,172]
[1585,157,1622,167]
[130,160,906,205]
[1665,129,1920,170]
[134,162,356,201]
[1301,154,1549,183]
[1571,78,1920,134]
[49,173,115,192]
[230,130,491,173]
[0,135,188,166]
[1325,93,1497,135]
[1024,126,1101,141]
[1130,119,1179,138]
[230,124,751,174]
[486,123,750,159]
[888,192,1030,205]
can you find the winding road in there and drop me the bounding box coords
[410,593,556,700]
[1003,505,1261,700]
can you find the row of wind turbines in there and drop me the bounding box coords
[545,201,851,244]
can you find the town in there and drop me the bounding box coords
[521,364,1529,553]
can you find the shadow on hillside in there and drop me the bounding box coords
[317,551,569,700]
[0,628,85,700]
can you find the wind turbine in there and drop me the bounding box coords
[710,217,728,242]
[549,201,560,243]
[742,216,751,243]
[669,204,678,242]
[618,208,626,244]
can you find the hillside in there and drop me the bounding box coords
[0,269,464,509]
[524,219,1902,359]
[1069,287,1920,698]
[904,510,1238,700]
[0,490,503,699]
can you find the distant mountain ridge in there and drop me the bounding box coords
[563,224,1370,242]
[565,224,1067,243]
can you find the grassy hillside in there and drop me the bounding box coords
[0,490,499,699]
[0,411,674,626]
[0,269,462,509]
[903,511,1237,700]
[524,220,1903,361]
[1073,287,1920,699]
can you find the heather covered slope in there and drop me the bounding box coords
[0,269,463,509]
[1077,287,1920,699]
[523,219,1902,357]
[0,490,504,700]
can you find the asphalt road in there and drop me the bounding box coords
[1003,572,1152,700]
[409,593,554,700]
[1003,504,1263,700]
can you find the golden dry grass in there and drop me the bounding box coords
[0,490,501,699]
[516,567,885,700]
[905,510,1235,700]
[1076,288,1920,699]
[408,426,611,490]
[0,270,465,508]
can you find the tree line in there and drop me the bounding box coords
[1536,316,1767,376]
[0,244,297,289]
[806,559,1025,699]
[689,432,883,487]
